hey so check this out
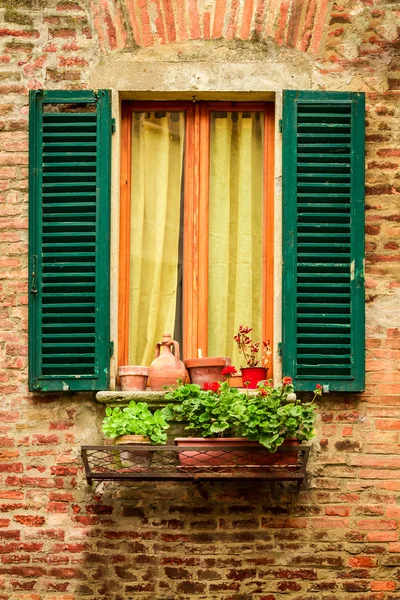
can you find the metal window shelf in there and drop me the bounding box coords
[81,444,310,485]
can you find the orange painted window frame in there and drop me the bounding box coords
[118,101,275,374]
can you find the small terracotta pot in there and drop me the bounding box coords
[184,357,231,386]
[114,435,150,444]
[240,367,268,389]
[174,438,300,467]
[118,366,149,391]
[114,435,152,470]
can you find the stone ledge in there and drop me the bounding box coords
[95,388,290,408]
[96,390,173,408]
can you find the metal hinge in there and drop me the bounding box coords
[111,118,116,134]
[110,341,114,356]
[279,119,282,133]
[30,255,38,295]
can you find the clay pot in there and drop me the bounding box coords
[114,434,152,470]
[118,366,149,391]
[148,334,187,391]
[184,357,231,386]
[114,435,150,444]
[240,367,268,389]
[174,438,300,467]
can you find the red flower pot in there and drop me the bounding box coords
[240,367,267,389]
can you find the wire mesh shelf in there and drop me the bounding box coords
[81,443,310,484]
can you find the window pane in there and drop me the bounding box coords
[208,111,264,367]
[128,111,185,365]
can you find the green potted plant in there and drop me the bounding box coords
[234,325,271,388]
[102,400,171,445]
[102,401,172,469]
[164,376,321,466]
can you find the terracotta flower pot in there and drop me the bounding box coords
[184,357,231,386]
[114,435,152,470]
[114,435,150,445]
[240,367,268,389]
[174,437,300,468]
[118,366,149,391]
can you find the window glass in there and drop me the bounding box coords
[208,111,264,366]
[128,111,185,365]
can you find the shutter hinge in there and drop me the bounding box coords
[279,119,282,133]
[110,341,114,356]
[30,255,38,295]
[111,118,116,134]
[278,342,283,357]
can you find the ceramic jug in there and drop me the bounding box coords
[148,334,187,391]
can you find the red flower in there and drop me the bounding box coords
[260,389,268,397]
[316,384,322,390]
[282,376,292,386]
[202,381,220,392]
[222,365,237,377]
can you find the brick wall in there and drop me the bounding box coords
[1,0,400,598]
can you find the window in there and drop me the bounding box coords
[28,89,365,393]
[118,101,275,370]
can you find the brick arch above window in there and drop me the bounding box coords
[89,0,331,54]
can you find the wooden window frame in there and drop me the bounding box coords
[118,101,275,374]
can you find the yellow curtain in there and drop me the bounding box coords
[129,111,185,365]
[208,112,264,367]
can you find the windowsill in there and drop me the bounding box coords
[96,388,261,408]
[96,390,172,408]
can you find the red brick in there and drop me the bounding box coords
[348,556,376,567]
[325,505,351,517]
[13,516,45,527]
[371,580,396,591]
[356,519,397,530]
[312,517,349,528]
[31,435,60,445]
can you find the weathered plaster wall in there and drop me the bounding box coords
[0,0,400,598]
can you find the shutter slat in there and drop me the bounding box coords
[282,90,365,392]
[29,90,111,392]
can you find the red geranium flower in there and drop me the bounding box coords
[202,381,220,392]
[222,365,237,377]
[316,384,322,390]
[282,376,292,386]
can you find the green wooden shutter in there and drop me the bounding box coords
[282,90,365,392]
[29,90,111,392]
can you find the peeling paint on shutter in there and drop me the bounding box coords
[29,90,111,392]
[282,90,365,392]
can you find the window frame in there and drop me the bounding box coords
[118,100,275,372]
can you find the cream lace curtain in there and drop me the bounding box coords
[208,112,264,367]
[128,111,185,365]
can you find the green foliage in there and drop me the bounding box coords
[165,382,248,438]
[165,379,320,453]
[102,401,171,444]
